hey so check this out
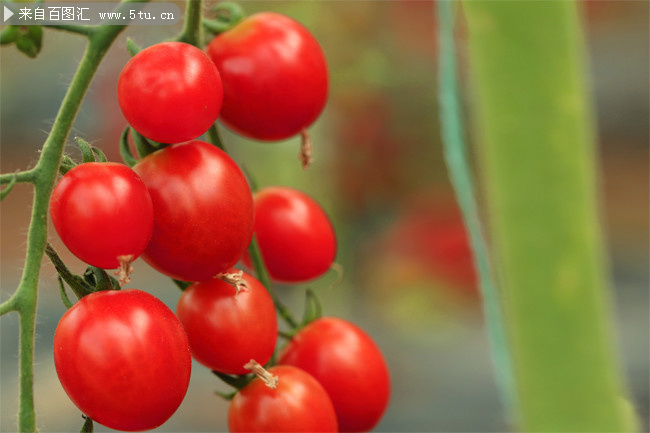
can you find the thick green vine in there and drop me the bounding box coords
[0,2,150,431]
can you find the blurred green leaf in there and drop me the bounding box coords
[15,26,42,58]
[463,1,631,430]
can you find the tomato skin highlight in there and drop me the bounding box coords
[206,12,328,141]
[279,317,391,432]
[228,365,338,432]
[53,289,191,432]
[118,41,223,144]
[49,162,154,269]
[248,186,336,283]
[133,140,254,282]
[176,271,278,375]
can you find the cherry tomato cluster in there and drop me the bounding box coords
[49,10,389,433]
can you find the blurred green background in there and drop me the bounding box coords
[1,1,647,431]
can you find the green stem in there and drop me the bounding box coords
[6,2,147,429]
[0,295,18,315]
[130,127,159,158]
[199,95,296,329]
[0,174,18,200]
[43,24,97,37]
[207,123,226,151]
[248,236,298,329]
[0,169,36,184]
[178,0,204,46]
[463,1,629,430]
[436,0,517,423]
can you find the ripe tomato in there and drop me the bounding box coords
[53,289,191,431]
[176,270,277,375]
[246,186,336,283]
[49,162,153,270]
[206,12,328,141]
[228,365,338,432]
[118,42,223,144]
[133,140,254,282]
[279,317,391,432]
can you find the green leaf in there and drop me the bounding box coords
[86,267,118,291]
[57,277,74,309]
[45,244,95,300]
[15,37,38,58]
[0,26,19,45]
[212,371,251,390]
[214,389,237,401]
[91,147,108,163]
[173,279,192,291]
[59,155,77,175]
[15,26,42,58]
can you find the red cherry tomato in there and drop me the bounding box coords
[118,42,223,144]
[176,271,278,375]
[49,162,153,269]
[53,289,191,431]
[133,140,254,282]
[246,186,336,283]
[279,317,391,432]
[206,12,328,141]
[228,365,338,432]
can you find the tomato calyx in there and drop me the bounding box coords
[115,255,134,285]
[216,269,249,295]
[59,137,108,175]
[244,359,279,389]
[45,243,122,308]
[212,359,278,400]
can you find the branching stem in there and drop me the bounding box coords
[2,2,149,430]
[43,24,97,37]
[0,170,37,184]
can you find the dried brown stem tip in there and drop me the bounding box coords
[328,262,344,289]
[298,129,313,170]
[216,270,249,295]
[115,255,134,285]
[244,359,279,389]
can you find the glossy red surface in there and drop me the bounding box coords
[53,289,191,431]
[50,162,153,269]
[133,140,254,281]
[118,42,223,144]
[207,12,328,141]
[279,317,391,432]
